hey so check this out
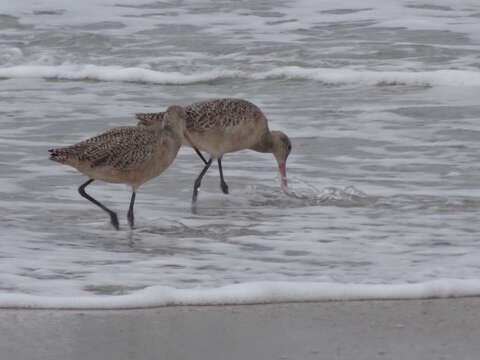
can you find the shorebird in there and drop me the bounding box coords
[49,105,194,230]
[136,99,292,203]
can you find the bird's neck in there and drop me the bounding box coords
[163,121,186,140]
[250,132,274,153]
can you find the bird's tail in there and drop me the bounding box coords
[48,147,77,164]
[135,112,164,127]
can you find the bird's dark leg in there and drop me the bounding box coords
[217,157,229,194]
[78,179,120,230]
[127,191,136,229]
[192,158,213,203]
[193,147,208,165]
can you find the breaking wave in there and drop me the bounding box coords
[1,64,480,86]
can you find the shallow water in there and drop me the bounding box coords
[0,0,480,301]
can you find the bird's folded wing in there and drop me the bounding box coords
[80,127,158,168]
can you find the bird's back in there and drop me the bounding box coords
[136,99,269,158]
[49,127,158,167]
[186,99,269,157]
[184,98,266,131]
[137,99,268,131]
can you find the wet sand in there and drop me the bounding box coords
[2,297,480,360]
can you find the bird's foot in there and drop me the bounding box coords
[192,189,199,203]
[220,181,229,194]
[192,181,202,203]
[191,202,199,215]
[127,212,135,230]
[110,213,120,230]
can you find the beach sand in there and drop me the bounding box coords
[2,297,480,360]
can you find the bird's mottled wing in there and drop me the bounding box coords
[77,127,158,168]
[185,98,260,130]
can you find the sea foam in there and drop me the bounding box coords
[1,64,480,87]
[1,279,480,309]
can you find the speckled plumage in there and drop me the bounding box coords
[50,126,161,168]
[137,98,264,131]
[185,98,266,130]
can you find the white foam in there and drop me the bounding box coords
[0,279,479,309]
[2,64,480,87]
[253,67,480,87]
[0,64,243,85]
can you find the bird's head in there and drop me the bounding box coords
[164,105,196,149]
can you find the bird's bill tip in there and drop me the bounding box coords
[279,162,288,192]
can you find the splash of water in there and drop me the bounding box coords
[282,177,369,206]
[246,177,370,207]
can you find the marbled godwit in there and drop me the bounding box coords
[136,99,292,203]
[48,105,194,230]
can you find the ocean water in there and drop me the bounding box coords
[1,0,480,307]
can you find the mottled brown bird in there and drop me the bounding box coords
[136,99,292,203]
[49,105,194,230]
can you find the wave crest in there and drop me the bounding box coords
[1,64,480,86]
